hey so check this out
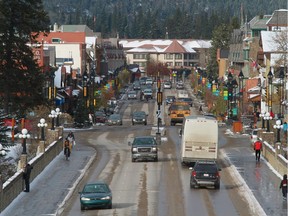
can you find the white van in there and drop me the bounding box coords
[180,115,218,165]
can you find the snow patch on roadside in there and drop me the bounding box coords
[220,149,267,216]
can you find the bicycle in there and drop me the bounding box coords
[64,147,70,160]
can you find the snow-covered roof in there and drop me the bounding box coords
[261,31,285,53]
[119,39,211,54]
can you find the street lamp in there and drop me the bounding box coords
[19,128,31,154]
[238,71,244,114]
[37,118,47,140]
[259,111,266,129]
[264,112,273,132]
[49,110,57,130]
[279,67,285,117]
[55,108,62,127]
[273,119,283,143]
[0,144,6,156]
[267,69,273,112]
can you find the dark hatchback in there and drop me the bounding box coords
[132,111,147,125]
[94,111,107,123]
[165,96,176,105]
[189,161,221,189]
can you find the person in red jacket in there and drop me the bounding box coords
[254,138,262,162]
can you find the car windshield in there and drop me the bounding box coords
[133,137,156,145]
[179,98,191,101]
[144,89,152,93]
[109,115,120,120]
[133,112,145,117]
[170,105,190,110]
[83,184,109,193]
[195,164,217,172]
[95,112,105,116]
[129,91,136,94]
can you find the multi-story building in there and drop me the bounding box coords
[119,39,211,72]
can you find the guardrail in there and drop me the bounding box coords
[0,130,63,213]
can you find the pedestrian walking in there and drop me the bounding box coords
[279,174,287,200]
[22,163,33,192]
[254,138,262,162]
[199,105,203,112]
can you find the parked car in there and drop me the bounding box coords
[164,82,172,89]
[165,95,176,105]
[132,111,147,125]
[189,160,221,189]
[107,114,123,126]
[128,136,158,162]
[94,111,107,123]
[79,181,112,210]
[177,97,193,107]
[127,90,137,100]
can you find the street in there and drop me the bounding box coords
[2,84,287,216]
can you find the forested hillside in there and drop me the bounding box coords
[43,0,287,39]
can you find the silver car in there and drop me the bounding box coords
[127,91,137,100]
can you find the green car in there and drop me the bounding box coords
[79,181,112,210]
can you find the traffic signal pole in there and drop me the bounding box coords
[156,74,162,145]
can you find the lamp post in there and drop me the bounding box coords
[273,119,283,143]
[279,67,285,117]
[37,118,47,140]
[19,128,31,154]
[259,111,266,129]
[55,108,62,127]
[238,71,244,114]
[49,110,57,130]
[264,112,273,132]
[267,69,273,112]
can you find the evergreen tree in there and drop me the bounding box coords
[0,0,50,116]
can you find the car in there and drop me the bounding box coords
[177,97,193,107]
[107,114,122,126]
[143,89,153,99]
[145,78,153,85]
[79,181,112,210]
[176,82,184,89]
[127,90,137,99]
[94,111,107,123]
[133,83,141,90]
[189,161,221,189]
[128,136,158,162]
[165,95,176,105]
[132,111,147,125]
[139,77,147,85]
[164,82,172,89]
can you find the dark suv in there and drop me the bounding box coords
[132,111,147,125]
[129,136,158,162]
[189,161,221,189]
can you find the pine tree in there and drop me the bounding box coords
[0,0,50,116]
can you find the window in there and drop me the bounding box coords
[52,38,61,43]
[175,62,183,66]
[134,62,146,67]
[165,54,173,60]
[175,54,182,59]
[133,54,147,59]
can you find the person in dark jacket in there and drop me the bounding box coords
[23,163,33,192]
[279,174,287,200]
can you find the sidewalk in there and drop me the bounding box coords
[1,144,96,216]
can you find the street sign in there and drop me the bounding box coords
[156,110,161,118]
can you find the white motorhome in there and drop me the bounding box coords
[180,115,218,165]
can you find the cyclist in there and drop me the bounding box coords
[67,131,75,148]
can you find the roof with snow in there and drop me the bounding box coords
[119,39,211,54]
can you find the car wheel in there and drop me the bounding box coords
[154,157,158,162]
[132,122,134,125]
[215,183,220,189]
[81,204,85,211]
[145,122,147,125]
[107,203,112,209]
[132,158,135,162]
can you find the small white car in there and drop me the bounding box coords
[164,82,172,89]
[250,129,259,144]
[127,91,137,100]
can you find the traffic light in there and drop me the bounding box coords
[228,87,233,100]
[157,92,163,105]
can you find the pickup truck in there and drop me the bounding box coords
[129,136,158,162]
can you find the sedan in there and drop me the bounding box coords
[164,82,172,89]
[94,111,107,123]
[177,97,193,107]
[79,181,112,210]
[107,114,123,126]
[132,111,147,125]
